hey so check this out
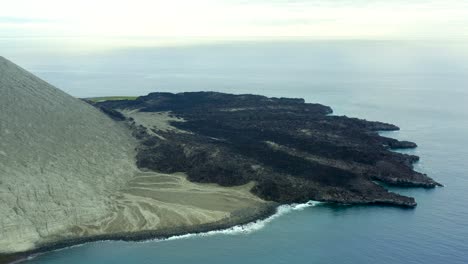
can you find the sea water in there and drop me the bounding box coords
[2,39,468,264]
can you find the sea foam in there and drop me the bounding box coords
[31,201,321,258]
[160,201,321,241]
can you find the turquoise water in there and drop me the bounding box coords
[3,39,468,264]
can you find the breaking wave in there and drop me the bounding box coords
[22,201,320,262]
[160,201,321,241]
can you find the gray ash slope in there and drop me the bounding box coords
[0,57,138,253]
[96,92,441,208]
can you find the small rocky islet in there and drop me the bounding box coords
[94,91,441,208]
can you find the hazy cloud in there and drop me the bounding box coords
[0,0,467,39]
[0,17,55,24]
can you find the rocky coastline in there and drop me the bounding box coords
[95,92,441,208]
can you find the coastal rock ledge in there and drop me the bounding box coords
[95,91,441,207]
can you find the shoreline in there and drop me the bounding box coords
[0,203,278,264]
[0,193,429,264]
[0,195,423,264]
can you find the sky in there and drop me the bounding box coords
[1,0,468,41]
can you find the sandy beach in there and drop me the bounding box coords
[0,171,275,264]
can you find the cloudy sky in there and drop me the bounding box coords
[1,0,468,40]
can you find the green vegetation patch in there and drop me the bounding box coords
[86,96,138,103]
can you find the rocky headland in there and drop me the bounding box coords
[0,57,440,263]
[94,92,440,210]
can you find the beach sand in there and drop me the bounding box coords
[58,171,270,239]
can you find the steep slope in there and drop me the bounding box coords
[0,57,139,253]
[0,57,271,258]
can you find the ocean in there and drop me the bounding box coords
[2,38,468,264]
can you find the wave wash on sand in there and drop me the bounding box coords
[16,201,319,263]
[162,201,321,241]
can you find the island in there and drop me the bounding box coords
[0,57,440,263]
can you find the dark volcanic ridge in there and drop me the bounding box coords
[93,92,441,208]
